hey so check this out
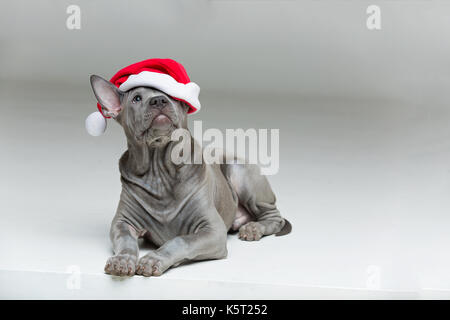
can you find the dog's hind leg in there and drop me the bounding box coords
[222,163,291,241]
[230,204,254,232]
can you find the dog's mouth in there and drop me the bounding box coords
[140,113,175,144]
[151,114,172,128]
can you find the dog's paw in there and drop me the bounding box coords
[238,222,265,241]
[104,254,137,276]
[136,252,170,277]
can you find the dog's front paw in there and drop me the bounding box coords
[104,254,137,276]
[239,222,265,241]
[136,252,170,277]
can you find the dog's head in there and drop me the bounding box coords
[90,75,189,147]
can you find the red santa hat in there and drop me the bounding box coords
[86,58,200,136]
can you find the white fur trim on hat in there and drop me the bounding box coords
[118,71,201,113]
[85,111,107,136]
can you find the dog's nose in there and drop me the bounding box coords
[149,95,168,108]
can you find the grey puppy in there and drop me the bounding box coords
[90,75,292,277]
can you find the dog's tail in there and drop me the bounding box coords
[275,219,292,237]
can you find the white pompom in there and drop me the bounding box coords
[85,111,107,136]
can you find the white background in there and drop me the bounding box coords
[1,0,450,299]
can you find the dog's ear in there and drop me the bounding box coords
[90,75,123,118]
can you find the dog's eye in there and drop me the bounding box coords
[132,95,142,103]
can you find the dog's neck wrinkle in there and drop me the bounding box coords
[127,142,150,176]
[119,134,203,201]
[148,144,176,196]
[123,141,177,193]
